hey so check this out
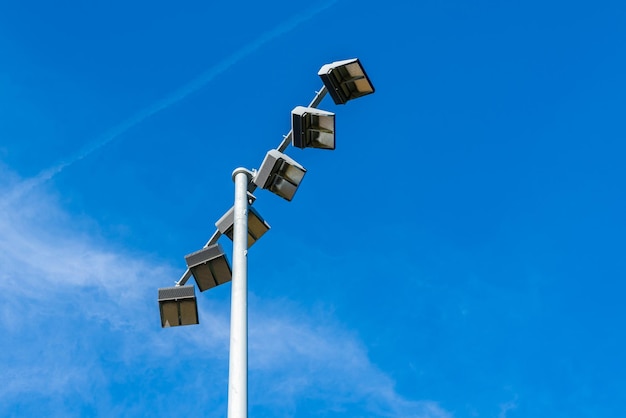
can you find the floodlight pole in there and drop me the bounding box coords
[161,58,375,417]
[228,167,252,418]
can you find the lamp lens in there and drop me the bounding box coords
[279,161,305,185]
[270,177,298,200]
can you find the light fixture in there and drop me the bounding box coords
[216,205,270,247]
[253,149,306,201]
[158,285,199,328]
[185,243,232,292]
[292,106,336,150]
[318,58,375,105]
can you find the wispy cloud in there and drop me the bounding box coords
[3,0,338,206]
[0,165,449,417]
[499,396,519,418]
[246,298,453,418]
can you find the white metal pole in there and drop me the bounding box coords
[228,168,250,418]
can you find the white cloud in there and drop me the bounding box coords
[247,298,452,418]
[499,396,518,418]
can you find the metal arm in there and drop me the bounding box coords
[307,84,329,108]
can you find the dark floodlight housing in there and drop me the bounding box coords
[216,206,270,247]
[318,58,375,105]
[292,106,336,150]
[158,285,199,328]
[185,243,232,292]
[253,149,306,201]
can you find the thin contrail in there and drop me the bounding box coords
[6,0,337,204]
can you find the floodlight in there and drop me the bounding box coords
[158,285,199,327]
[292,106,336,150]
[216,206,270,247]
[318,58,375,105]
[185,243,232,292]
[253,149,306,201]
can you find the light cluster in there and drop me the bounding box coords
[158,58,374,328]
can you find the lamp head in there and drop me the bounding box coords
[253,150,306,201]
[318,58,375,105]
[158,285,199,327]
[292,106,336,150]
[216,206,270,247]
[185,244,232,292]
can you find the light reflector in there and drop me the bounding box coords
[185,243,232,292]
[158,285,199,328]
[216,206,270,247]
[318,58,375,105]
[292,106,336,150]
[253,149,306,201]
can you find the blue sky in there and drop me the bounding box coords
[1,0,625,417]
